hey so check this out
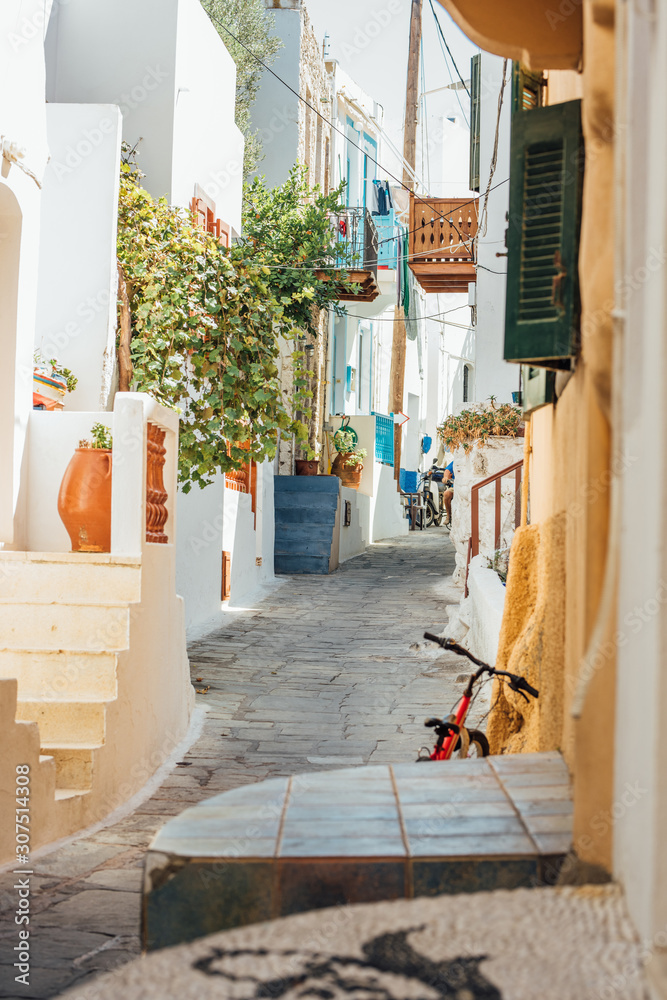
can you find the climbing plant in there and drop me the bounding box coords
[437,402,522,453]
[116,161,316,492]
[241,165,357,334]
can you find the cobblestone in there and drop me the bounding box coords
[0,529,477,999]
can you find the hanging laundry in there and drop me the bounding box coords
[369,179,393,216]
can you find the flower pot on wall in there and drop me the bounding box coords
[331,452,363,491]
[295,459,319,476]
[57,449,112,552]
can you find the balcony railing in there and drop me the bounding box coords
[373,412,394,466]
[409,195,478,293]
[316,207,380,302]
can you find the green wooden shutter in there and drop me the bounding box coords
[504,99,584,370]
[521,365,556,414]
[511,62,544,114]
[469,54,481,192]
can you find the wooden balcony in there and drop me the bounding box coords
[409,195,478,293]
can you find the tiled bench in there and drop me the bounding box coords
[143,752,572,950]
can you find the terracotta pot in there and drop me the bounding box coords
[57,448,112,552]
[331,452,363,491]
[295,459,319,476]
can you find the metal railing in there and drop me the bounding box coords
[465,459,523,596]
[329,207,378,277]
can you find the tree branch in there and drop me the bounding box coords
[117,261,133,392]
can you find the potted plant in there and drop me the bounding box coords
[57,423,113,552]
[33,352,78,411]
[330,427,367,490]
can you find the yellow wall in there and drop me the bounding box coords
[449,0,618,871]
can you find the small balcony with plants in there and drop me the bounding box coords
[316,207,380,303]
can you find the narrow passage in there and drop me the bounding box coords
[0,529,474,999]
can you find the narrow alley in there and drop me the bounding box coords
[0,530,477,999]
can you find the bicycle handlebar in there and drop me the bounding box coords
[422,633,539,701]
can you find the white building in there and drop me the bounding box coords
[0,0,255,864]
[43,0,274,627]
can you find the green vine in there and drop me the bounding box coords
[116,161,348,492]
[438,402,522,453]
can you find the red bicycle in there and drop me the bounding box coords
[417,633,539,760]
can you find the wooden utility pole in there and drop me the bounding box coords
[390,0,422,483]
[402,0,422,191]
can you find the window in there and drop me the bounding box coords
[512,63,545,114]
[504,100,584,370]
[463,363,471,403]
[357,332,363,408]
[469,54,481,192]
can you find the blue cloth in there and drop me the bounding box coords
[446,461,455,481]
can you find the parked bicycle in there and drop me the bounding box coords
[417,634,539,760]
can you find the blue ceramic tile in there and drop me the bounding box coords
[145,859,275,951]
[408,833,537,858]
[279,837,406,858]
[278,860,406,916]
[412,857,539,896]
[405,814,526,841]
[151,836,277,858]
[281,818,403,840]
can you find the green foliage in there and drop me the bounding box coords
[116,162,317,492]
[241,166,357,334]
[80,423,113,450]
[200,0,282,177]
[34,351,78,394]
[332,428,357,453]
[332,428,366,468]
[438,402,522,453]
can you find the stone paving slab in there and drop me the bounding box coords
[58,885,648,1000]
[0,530,495,997]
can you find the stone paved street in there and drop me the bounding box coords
[0,529,489,999]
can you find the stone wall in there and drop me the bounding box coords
[450,437,525,584]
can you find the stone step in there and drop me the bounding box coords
[0,603,130,652]
[40,742,102,791]
[274,492,339,512]
[274,554,331,575]
[0,650,118,701]
[275,536,333,558]
[274,476,340,494]
[16,699,107,744]
[0,553,141,605]
[275,523,334,543]
[275,506,337,524]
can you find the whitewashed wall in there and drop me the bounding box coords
[474,54,518,405]
[44,0,243,229]
[35,104,122,411]
[450,437,525,584]
[0,0,54,548]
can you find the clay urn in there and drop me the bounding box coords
[57,448,112,552]
[331,452,363,491]
[295,459,319,476]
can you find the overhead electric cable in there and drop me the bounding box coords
[427,0,470,98]
[206,8,496,249]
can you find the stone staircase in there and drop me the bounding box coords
[0,552,141,800]
[274,476,341,575]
